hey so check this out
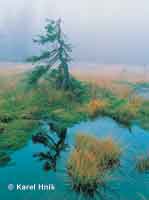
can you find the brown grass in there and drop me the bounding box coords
[71,64,149,84]
[71,64,149,98]
[88,99,107,117]
[67,133,121,194]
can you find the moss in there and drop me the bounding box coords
[138,101,149,130]
[0,72,149,149]
[0,119,38,151]
[0,74,149,164]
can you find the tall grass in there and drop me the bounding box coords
[136,154,149,172]
[67,133,121,195]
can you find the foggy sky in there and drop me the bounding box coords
[1,0,149,64]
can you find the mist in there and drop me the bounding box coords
[1,0,149,64]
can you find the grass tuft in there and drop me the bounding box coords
[136,154,149,173]
[88,99,107,118]
[67,133,121,195]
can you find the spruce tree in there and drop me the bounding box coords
[28,18,72,89]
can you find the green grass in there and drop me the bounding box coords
[85,85,148,129]
[0,71,148,131]
[138,101,149,130]
[0,71,148,158]
[0,73,89,156]
[0,119,37,151]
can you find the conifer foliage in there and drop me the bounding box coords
[28,19,72,89]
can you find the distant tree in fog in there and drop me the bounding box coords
[27,18,72,89]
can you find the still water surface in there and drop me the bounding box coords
[0,117,149,200]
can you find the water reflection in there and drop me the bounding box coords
[32,121,68,171]
[0,152,11,167]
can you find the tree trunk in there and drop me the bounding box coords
[62,62,70,89]
[57,19,70,90]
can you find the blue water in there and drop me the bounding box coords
[0,117,149,200]
[137,88,149,100]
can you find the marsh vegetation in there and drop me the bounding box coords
[67,134,121,195]
[136,154,149,173]
[0,19,148,200]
